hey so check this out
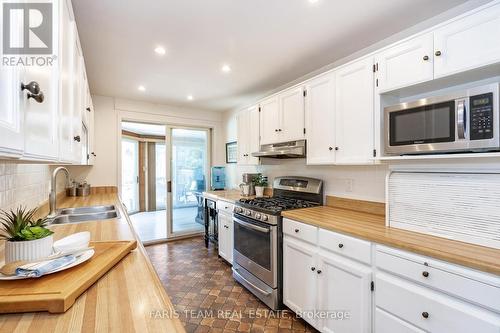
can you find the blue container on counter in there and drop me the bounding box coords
[211,166,225,190]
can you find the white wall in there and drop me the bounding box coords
[68,95,224,189]
[223,110,387,202]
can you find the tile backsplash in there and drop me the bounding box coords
[0,163,54,212]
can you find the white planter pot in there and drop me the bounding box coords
[4,235,54,264]
[255,186,265,197]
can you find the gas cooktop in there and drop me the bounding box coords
[238,196,320,215]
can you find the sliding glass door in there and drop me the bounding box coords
[167,127,210,237]
[121,138,139,213]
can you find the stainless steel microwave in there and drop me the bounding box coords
[384,83,499,155]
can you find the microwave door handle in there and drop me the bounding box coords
[457,100,466,139]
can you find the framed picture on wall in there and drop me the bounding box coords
[226,141,237,163]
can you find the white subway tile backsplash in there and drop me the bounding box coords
[0,163,53,212]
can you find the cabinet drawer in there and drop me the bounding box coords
[283,218,318,244]
[375,308,425,333]
[319,229,371,264]
[376,246,500,313]
[217,201,234,214]
[376,274,500,333]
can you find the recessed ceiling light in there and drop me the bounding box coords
[309,0,319,3]
[138,85,146,92]
[187,95,194,101]
[154,46,166,55]
[221,64,231,73]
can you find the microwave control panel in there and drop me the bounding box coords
[470,93,494,140]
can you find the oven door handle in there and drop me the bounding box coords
[233,217,270,233]
[457,99,467,139]
[233,267,272,296]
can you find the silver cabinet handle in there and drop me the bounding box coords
[457,100,466,139]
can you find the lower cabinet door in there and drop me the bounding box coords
[218,213,233,263]
[317,252,372,333]
[283,236,318,327]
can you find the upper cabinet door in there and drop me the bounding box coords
[434,3,500,78]
[247,105,260,165]
[259,97,280,145]
[237,110,249,164]
[376,33,434,92]
[305,74,336,165]
[22,2,60,160]
[0,66,24,157]
[335,57,374,164]
[279,86,305,142]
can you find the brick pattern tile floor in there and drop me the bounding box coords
[146,236,318,333]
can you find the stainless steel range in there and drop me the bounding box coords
[232,176,323,310]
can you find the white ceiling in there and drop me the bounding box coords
[73,0,470,112]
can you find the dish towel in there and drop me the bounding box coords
[15,255,77,278]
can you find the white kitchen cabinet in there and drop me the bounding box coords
[237,105,259,165]
[218,210,233,264]
[335,57,375,164]
[279,86,305,142]
[305,73,336,165]
[317,252,372,333]
[376,33,434,92]
[259,87,304,145]
[259,97,280,145]
[283,236,317,320]
[86,89,96,165]
[434,2,500,78]
[0,66,24,157]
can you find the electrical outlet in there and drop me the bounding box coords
[345,179,353,192]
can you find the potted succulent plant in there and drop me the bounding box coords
[0,207,54,264]
[253,174,268,197]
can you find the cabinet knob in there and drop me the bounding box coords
[275,129,278,132]
[311,267,316,271]
[224,225,229,228]
[423,55,429,61]
[27,91,44,103]
[278,129,282,132]
[91,152,96,157]
[422,312,429,319]
[329,147,333,151]
[21,81,40,95]
[294,229,299,233]
[422,271,429,278]
[335,147,339,151]
[338,243,344,248]
[435,50,442,56]
[74,135,81,142]
[317,270,322,274]
[86,107,91,112]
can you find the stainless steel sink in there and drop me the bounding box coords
[48,205,120,225]
[58,205,117,215]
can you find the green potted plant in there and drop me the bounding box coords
[253,174,268,197]
[0,207,54,264]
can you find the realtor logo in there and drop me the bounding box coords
[2,2,52,54]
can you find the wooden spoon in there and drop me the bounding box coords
[0,247,93,276]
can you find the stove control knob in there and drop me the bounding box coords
[234,207,242,213]
[255,213,261,220]
[245,210,251,216]
[261,215,268,221]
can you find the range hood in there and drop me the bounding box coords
[252,140,306,159]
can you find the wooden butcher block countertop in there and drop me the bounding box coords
[282,200,500,276]
[0,191,185,333]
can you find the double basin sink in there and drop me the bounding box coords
[48,205,120,225]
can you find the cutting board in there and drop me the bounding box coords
[0,240,137,314]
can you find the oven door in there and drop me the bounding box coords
[385,99,458,155]
[233,214,277,287]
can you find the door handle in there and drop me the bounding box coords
[457,100,466,139]
[233,217,270,233]
[167,181,172,193]
[233,268,272,296]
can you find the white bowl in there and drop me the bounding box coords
[53,232,90,253]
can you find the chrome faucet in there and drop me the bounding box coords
[48,167,71,218]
